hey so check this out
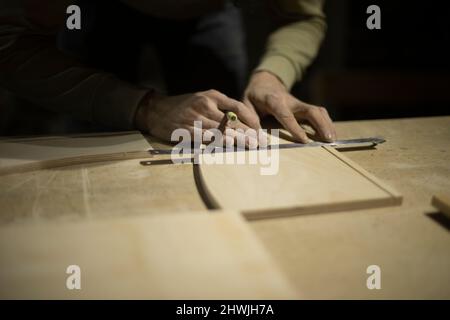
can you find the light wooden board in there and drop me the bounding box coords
[197,146,402,219]
[0,211,300,299]
[0,131,152,175]
[252,206,450,299]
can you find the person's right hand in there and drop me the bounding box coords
[135,89,262,147]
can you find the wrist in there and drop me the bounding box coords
[250,70,287,90]
[134,89,162,132]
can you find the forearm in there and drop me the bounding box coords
[0,21,149,130]
[255,0,327,90]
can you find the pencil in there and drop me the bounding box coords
[217,111,237,133]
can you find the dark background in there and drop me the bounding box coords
[292,0,450,120]
[1,0,449,135]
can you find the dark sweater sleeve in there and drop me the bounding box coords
[0,13,149,130]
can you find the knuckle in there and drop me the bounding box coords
[306,106,318,116]
[182,108,198,119]
[235,101,246,111]
[265,93,286,113]
[277,109,294,120]
[265,93,281,105]
[206,89,220,96]
[193,92,204,99]
[192,94,209,106]
[225,101,240,112]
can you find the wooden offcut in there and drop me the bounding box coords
[0,211,299,299]
[432,194,450,218]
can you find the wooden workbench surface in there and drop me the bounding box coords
[1,116,449,299]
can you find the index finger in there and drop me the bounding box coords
[272,110,309,143]
[301,105,335,142]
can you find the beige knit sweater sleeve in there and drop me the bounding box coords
[256,0,327,90]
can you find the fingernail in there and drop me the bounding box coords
[248,136,259,149]
[258,131,269,147]
[326,133,334,142]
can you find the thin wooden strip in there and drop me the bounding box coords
[0,151,152,176]
[432,194,450,218]
[0,130,146,143]
[243,197,402,220]
[0,132,152,175]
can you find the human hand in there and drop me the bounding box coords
[135,89,262,146]
[243,71,336,143]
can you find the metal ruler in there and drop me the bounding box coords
[140,137,385,166]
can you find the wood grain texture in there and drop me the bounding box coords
[0,158,207,224]
[0,211,299,299]
[197,146,402,219]
[1,116,449,299]
[251,116,450,299]
[0,131,152,175]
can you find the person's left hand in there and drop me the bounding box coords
[243,71,337,143]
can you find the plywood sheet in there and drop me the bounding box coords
[0,212,299,299]
[0,131,152,175]
[197,146,402,219]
